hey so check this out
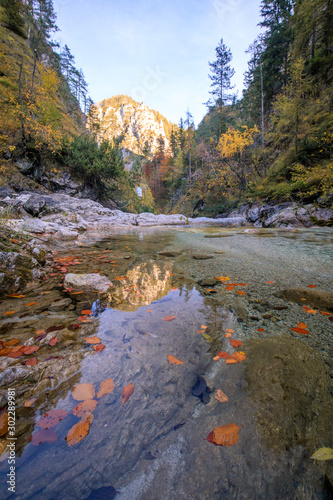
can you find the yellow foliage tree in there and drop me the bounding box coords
[208,125,258,196]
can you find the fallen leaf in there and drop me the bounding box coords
[73,399,97,418]
[24,398,37,407]
[0,348,12,356]
[21,346,39,355]
[85,336,101,344]
[36,409,68,429]
[167,355,184,365]
[81,310,92,316]
[215,390,229,403]
[320,311,331,316]
[267,281,274,284]
[49,337,60,346]
[226,286,234,291]
[66,415,93,446]
[226,329,234,333]
[8,294,26,298]
[303,306,317,314]
[201,325,208,329]
[236,291,246,296]
[3,339,20,347]
[163,315,176,322]
[225,332,232,338]
[308,285,317,288]
[72,383,95,401]
[0,410,8,437]
[213,356,221,361]
[25,302,38,307]
[229,338,242,348]
[214,276,230,281]
[93,343,105,352]
[297,322,308,329]
[3,311,15,316]
[197,330,205,333]
[225,359,238,364]
[68,323,81,330]
[206,431,215,444]
[232,351,246,363]
[121,383,134,404]
[146,309,153,313]
[7,351,23,358]
[97,378,115,398]
[212,423,242,446]
[216,351,232,359]
[25,357,37,366]
[203,333,212,341]
[46,325,65,333]
[31,429,57,445]
[257,328,265,332]
[290,327,311,334]
[310,448,333,461]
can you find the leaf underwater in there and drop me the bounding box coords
[121,383,134,404]
[229,338,242,348]
[212,423,242,446]
[167,355,184,365]
[163,315,176,322]
[36,409,68,429]
[97,378,115,398]
[31,429,57,446]
[72,383,95,401]
[66,415,93,447]
[215,390,229,403]
[73,399,97,418]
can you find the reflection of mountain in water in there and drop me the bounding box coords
[109,260,174,311]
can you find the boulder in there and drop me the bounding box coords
[191,216,247,227]
[135,213,188,226]
[63,273,112,293]
[54,229,79,240]
[264,206,311,228]
[23,194,46,216]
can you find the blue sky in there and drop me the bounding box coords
[54,0,263,126]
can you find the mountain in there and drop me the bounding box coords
[92,95,175,157]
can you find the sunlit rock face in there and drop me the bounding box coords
[92,95,172,156]
[109,260,174,311]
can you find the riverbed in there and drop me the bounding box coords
[0,226,332,499]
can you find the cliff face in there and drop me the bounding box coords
[93,95,173,156]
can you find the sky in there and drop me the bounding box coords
[54,0,263,126]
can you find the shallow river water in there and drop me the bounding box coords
[0,226,332,500]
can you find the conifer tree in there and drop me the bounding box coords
[207,38,235,137]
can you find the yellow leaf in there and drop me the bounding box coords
[310,448,333,461]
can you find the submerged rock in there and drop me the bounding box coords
[64,273,112,293]
[275,288,333,312]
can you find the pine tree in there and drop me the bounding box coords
[207,38,235,137]
[184,109,195,177]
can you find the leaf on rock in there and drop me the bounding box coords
[68,323,81,330]
[302,306,317,314]
[121,383,134,404]
[46,325,65,333]
[216,351,232,359]
[73,399,97,418]
[290,327,310,334]
[0,410,8,437]
[78,315,92,322]
[310,448,333,461]
[81,310,92,316]
[236,291,246,296]
[257,328,265,332]
[25,302,38,307]
[232,351,246,363]
[97,378,115,398]
[86,336,101,344]
[36,409,68,429]
[229,338,242,348]
[167,355,184,365]
[214,276,230,281]
[225,359,238,364]
[206,431,215,444]
[0,348,12,356]
[203,333,212,341]
[201,325,208,329]
[31,429,57,446]
[25,357,38,366]
[49,337,60,346]
[320,311,331,316]
[226,286,234,291]
[225,332,232,338]
[213,356,221,361]
[3,311,15,316]
[7,351,23,358]
[308,285,317,288]
[215,390,229,403]
[226,328,234,333]
[212,424,242,446]
[8,294,26,298]
[3,339,20,347]
[163,315,176,322]
[66,415,93,447]
[267,281,274,284]
[93,343,105,352]
[297,322,307,329]
[72,383,95,401]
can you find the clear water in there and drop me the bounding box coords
[0,227,332,499]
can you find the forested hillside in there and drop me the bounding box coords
[0,0,332,217]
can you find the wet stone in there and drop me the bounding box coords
[192,254,214,260]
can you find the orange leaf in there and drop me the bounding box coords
[215,390,229,403]
[201,325,208,329]
[31,429,57,446]
[25,357,37,366]
[297,322,307,329]
[212,423,242,446]
[21,346,39,355]
[36,409,68,429]
[3,311,15,316]
[3,339,19,347]
[302,306,317,314]
[225,332,232,338]
[214,276,230,281]
[146,309,153,313]
[97,378,115,398]
[225,359,238,364]
[267,281,274,284]
[226,286,234,291]
[236,291,246,296]
[93,343,105,352]
[226,329,234,333]
[49,337,60,346]
[72,383,95,401]
[85,336,101,344]
[81,310,92,316]
[167,355,184,365]
[308,285,317,288]
[257,328,265,332]
[25,302,38,307]
[66,415,93,446]
[7,351,23,358]
[163,315,176,322]
[73,399,97,418]
[290,327,311,335]
[8,294,26,298]
[0,348,12,356]
[216,351,232,359]
[320,311,331,316]
[0,410,8,437]
[197,330,205,333]
[229,338,242,348]
[213,356,221,361]
[232,351,246,363]
[121,383,134,404]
